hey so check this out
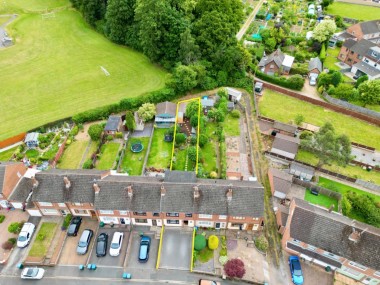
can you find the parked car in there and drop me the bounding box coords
[109,232,124,257]
[289,256,304,285]
[309,76,317,86]
[17,222,36,248]
[67,216,82,236]
[199,279,221,285]
[21,267,45,279]
[138,235,151,263]
[254,81,264,94]
[96,233,108,257]
[76,229,93,255]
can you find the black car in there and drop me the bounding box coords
[96,233,108,257]
[67,216,82,236]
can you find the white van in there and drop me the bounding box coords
[17,223,36,248]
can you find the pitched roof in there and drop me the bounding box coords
[290,162,315,177]
[0,162,22,194]
[94,175,264,217]
[273,121,297,134]
[226,87,242,98]
[359,20,380,35]
[164,170,197,183]
[350,39,376,56]
[156,101,177,116]
[269,168,293,195]
[24,132,39,143]
[201,99,215,108]
[104,115,121,131]
[8,177,34,202]
[258,49,285,68]
[308,57,323,73]
[342,38,357,49]
[353,61,380,77]
[272,134,300,155]
[289,199,380,270]
[282,55,295,68]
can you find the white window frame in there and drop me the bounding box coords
[99,216,119,224]
[199,214,213,219]
[99,210,114,215]
[119,211,128,215]
[218,215,227,220]
[322,251,341,261]
[348,261,368,271]
[39,202,53,206]
[58,203,66,207]
[233,216,245,220]
[42,209,59,214]
[196,221,213,227]
[73,203,82,206]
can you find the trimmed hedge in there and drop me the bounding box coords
[194,234,207,251]
[255,70,305,91]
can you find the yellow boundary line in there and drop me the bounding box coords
[170,97,201,174]
[190,228,196,272]
[156,225,165,269]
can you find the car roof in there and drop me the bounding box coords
[141,236,150,242]
[112,232,123,240]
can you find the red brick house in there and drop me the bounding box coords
[338,39,376,67]
[0,162,27,209]
[346,20,380,44]
[258,49,295,75]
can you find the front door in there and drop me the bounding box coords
[152,219,157,226]
[215,222,221,229]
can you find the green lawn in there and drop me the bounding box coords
[324,47,340,71]
[120,137,150,176]
[296,150,380,184]
[0,15,11,26]
[96,142,120,170]
[259,90,380,149]
[28,222,57,258]
[326,2,380,21]
[318,177,380,203]
[0,1,166,141]
[172,147,190,171]
[58,140,89,169]
[222,114,240,136]
[0,146,17,161]
[201,122,218,174]
[304,189,338,211]
[147,128,172,169]
[9,0,69,11]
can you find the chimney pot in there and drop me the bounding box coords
[63,176,71,189]
[226,188,233,201]
[127,186,133,198]
[160,185,166,197]
[93,183,100,194]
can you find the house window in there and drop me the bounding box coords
[41,209,59,214]
[307,245,316,251]
[231,223,243,228]
[166,213,179,217]
[233,216,245,220]
[322,251,341,261]
[199,214,212,219]
[196,221,213,227]
[58,203,66,207]
[219,215,227,220]
[133,212,147,216]
[348,261,368,271]
[39,202,53,207]
[100,216,118,224]
[153,213,160,217]
[166,219,179,224]
[99,210,114,215]
[364,59,369,63]
[341,267,362,277]
[185,213,193,217]
[119,211,128,215]
[72,203,82,206]
[135,219,148,223]
[74,209,88,214]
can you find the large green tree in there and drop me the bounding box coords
[137,103,156,122]
[169,65,198,93]
[358,80,380,106]
[81,0,106,27]
[179,28,200,65]
[125,111,136,132]
[312,20,336,43]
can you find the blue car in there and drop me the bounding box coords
[138,236,151,263]
[289,256,304,285]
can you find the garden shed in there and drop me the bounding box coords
[24,132,39,149]
[104,115,122,135]
[226,87,242,102]
[289,162,315,181]
[268,168,293,199]
[155,101,177,128]
[271,133,300,159]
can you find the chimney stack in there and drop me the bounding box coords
[127,186,133,198]
[193,186,200,199]
[226,187,233,202]
[63,176,71,189]
[31,176,39,189]
[93,183,100,194]
[160,185,166,197]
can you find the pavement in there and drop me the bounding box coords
[236,0,264,40]
[131,122,153,138]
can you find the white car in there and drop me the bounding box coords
[109,232,124,256]
[17,223,36,248]
[309,76,317,86]
[21,267,45,279]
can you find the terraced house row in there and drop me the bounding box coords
[0,162,265,231]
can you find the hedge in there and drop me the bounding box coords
[220,141,227,179]
[255,70,305,90]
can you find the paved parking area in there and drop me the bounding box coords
[88,228,130,267]
[160,228,192,270]
[58,218,98,265]
[126,232,158,269]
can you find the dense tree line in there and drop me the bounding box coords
[70,0,252,92]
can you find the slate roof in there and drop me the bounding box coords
[31,169,105,203]
[353,61,380,77]
[269,168,293,195]
[156,101,177,116]
[273,121,297,134]
[164,170,196,183]
[350,39,376,56]
[289,199,380,270]
[104,115,121,131]
[342,38,357,49]
[272,134,300,155]
[94,175,264,217]
[24,132,39,143]
[8,177,33,202]
[336,31,356,41]
[258,49,285,68]
[308,57,322,73]
[359,20,380,35]
[201,99,215,108]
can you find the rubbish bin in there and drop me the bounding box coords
[79,265,84,270]
[325,266,331,272]
[17,263,24,269]
[99,221,105,228]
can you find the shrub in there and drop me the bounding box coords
[8,222,22,234]
[2,241,14,250]
[198,134,209,148]
[255,70,305,91]
[300,131,313,140]
[26,149,39,159]
[188,146,198,163]
[255,235,269,252]
[88,124,103,141]
[37,233,45,241]
[194,234,207,251]
[209,171,218,179]
[0,215,5,223]
[224,258,246,278]
[175,133,186,144]
[115,132,123,139]
[230,109,240,118]
[69,125,79,137]
[8,238,16,245]
[219,255,228,265]
[63,214,72,228]
[294,114,304,126]
[208,235,219,250]
[106,135,114,141]
[220,248,227,256]
[190,136,197,145]
[65,139,72,146]
[82,159,93,169]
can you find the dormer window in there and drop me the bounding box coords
[372,51,378,57]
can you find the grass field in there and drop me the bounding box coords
[0,15,11,26]
[304,189,338,211]
[147,128,172,169]
[222,114,240,136]
[120,137,150,175]
[96,142,120,170]
[296,150,380,185]
[202,123,218,174]
[318,177,380,203]
[57,140,89,169]
[259,90,380,149]
[326,2,380,21]
[0,147,17,161]
[28,222,57,258]
[0,0,166,141]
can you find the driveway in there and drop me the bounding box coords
[126,231,158,269]
[159,228,192,270]
[301,79,323,101]
[131,122,153,138]
[88,228,130,267]
[58,218,98,265]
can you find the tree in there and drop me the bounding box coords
[105,0,135,44]
[224,258,246,278]
[81,0,106,27]
[319,43,326,61]
[300,122,352,167]
[354,75,368,88]
[188,146,198,162]
[312,20,336,43]
[8,222,23,234]
[214,109,226,122]
[208,235,219,250]
[198,134,208,147]
[358,80,380,106]
[88,124,103,141]
[175,133,186,144]
[190,115,199,127]
[169,65,198,94]
[255,235,269,252]
[186,101,199,118]
[179,28,200,65]
[341,195,352,215]
[194,234,206,250]
[287,75,305,90]
[330,84,358,101]
[294,114,304,126]
[264,37,277,52]
[137,103,156,122]
[331,71,342,87]
[125,111,136,132]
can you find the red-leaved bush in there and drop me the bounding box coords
[224,258,246,278]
